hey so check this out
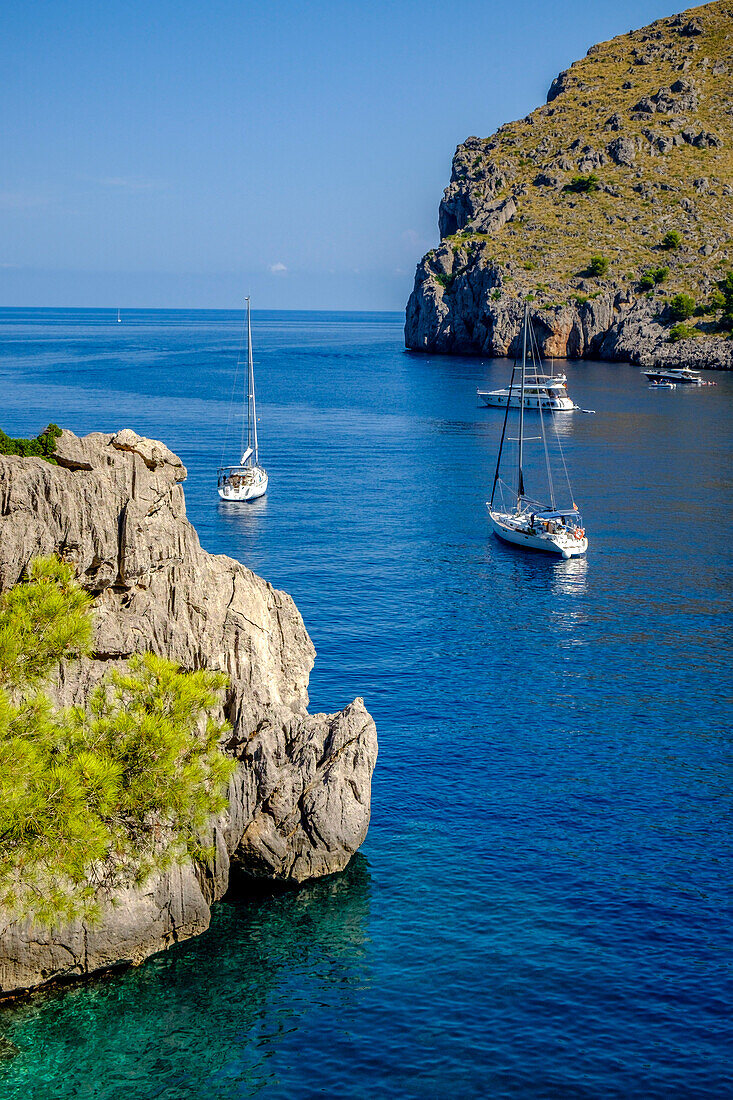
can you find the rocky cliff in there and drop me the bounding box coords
[406,1,733,368]
[0,429,377,997]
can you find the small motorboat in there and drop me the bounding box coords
[643,366,703,385]
[648,380,676,390]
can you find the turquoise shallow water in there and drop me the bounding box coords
[0,308,731,1098]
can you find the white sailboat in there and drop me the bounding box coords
[217,297,268,502]
[117,308,122,323]
[487,306,587,559]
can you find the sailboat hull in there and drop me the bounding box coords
[488,510,587,558]
[217,467,268,502]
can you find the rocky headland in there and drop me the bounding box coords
[405,1,733,368]
[0,429,377,998]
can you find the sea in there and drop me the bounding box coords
[0,308,731,1099]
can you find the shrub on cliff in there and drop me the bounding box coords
[639,266,670,290]
[588,255,609,277]
[661,230,683,251]
[0,424,62,463]
[668,293,696,321]
[0,557,234,927]
[716,271,733,330]
[563,173,600,194]
[668,323,699,342]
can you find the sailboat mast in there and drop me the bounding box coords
[517,305,527,510]
[490,364,516,509]
[244,297,259,465]
[531,321,557,511]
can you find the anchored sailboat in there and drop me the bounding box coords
[217,297,268,502]
[487,306,587,559]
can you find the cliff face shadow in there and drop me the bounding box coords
[222,853,373,967]
[0,857,373,1099]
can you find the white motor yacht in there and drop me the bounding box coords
[478,373,578,411]
[643,366,703,385]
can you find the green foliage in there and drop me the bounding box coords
[638,266,668,291]
[716,272,733,330]
[588,255,609,277]
[0,558,234,927]
[0,558,93,695]
[668,323,699,342]
[563,173,600,194]
[490,289,501,300]
[434,272,456,290]
[0,424,62,464]
[571,293,589,305]
[661,230,683,251]
[668,293,696,321]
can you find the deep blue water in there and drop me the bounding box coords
[0,308,731,1099]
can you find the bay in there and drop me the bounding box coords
[0,308,731,1099]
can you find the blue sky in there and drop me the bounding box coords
[1,0,677,310]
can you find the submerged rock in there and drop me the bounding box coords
[0,430,378,997]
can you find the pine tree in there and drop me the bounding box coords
[0,557,234,927]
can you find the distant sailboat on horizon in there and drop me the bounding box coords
[117,308,122,323]
[217,297,268,502]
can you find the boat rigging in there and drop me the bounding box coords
[217,297,268,502]
[487,305,588,559]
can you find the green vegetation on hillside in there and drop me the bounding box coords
[0,557,234,927]
[661,230,684,251]
[430,1,733,317]
[718,271,733,328]
[669,292,697,320]
[588,255,610,276]
[564,173,601,194]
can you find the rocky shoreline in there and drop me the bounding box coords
[405,242,733,369]
[0,429,377,999]
[404,2,733,371]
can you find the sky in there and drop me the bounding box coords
[1,0,679,310]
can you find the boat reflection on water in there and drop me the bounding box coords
[217,495,269,522]
[216,494,269,560]
[549,407,579,440]
[551,554,589,598]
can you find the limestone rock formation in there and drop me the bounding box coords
[0,429,378,997]
[405,1,733,368]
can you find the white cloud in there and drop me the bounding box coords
[402,228,433,254]
[0,192,49,210]
[95,176,165,193]
[269,262,287,274]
